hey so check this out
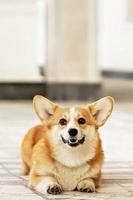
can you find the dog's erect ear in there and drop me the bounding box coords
[88,96,114,127]
[33,95,58,121]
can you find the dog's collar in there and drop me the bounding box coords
[61,135,85,147]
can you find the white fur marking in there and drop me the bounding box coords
[62,107,82,141]
[51,125,98,167]
[77,178,96,192]
[69,107,76,129]
[35,177,58,194]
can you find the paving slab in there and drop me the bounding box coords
[0,100,133,200]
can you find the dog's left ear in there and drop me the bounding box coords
[33,95,58,121]
[88,96,114,127]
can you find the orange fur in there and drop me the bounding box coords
[21,125,46,175]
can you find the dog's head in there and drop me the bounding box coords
[33,95,114,149]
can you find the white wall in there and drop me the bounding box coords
[0,1,41,82]
[1,0,133,83]
[98,0,133,72]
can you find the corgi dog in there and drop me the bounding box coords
[21,95,114,195]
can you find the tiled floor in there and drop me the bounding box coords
[0,100,133,200]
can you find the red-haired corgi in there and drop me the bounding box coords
[21,95,114,194]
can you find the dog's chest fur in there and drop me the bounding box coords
[55,161,90,191]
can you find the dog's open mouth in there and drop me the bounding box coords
[61,135,85,147]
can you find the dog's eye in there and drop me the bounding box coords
[59,118,67,126]
[78,117,86,125]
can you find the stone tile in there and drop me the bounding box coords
[0,168,7,174]
[0,194,43,200]
[121,183,133,192]
[0,185,33,195]
[108,198,133,200]
[44,192,111,200]
[97,183,131,196]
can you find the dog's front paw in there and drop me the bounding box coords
[77,179,95,193]
[35,180,63,195]
[47,184,63,195]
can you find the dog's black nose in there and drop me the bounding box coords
[68,128,78,137]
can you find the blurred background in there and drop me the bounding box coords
[0,0,133,101]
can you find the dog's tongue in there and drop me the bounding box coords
[69,138,77,144]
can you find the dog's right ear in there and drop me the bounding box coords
[33,95,58,121]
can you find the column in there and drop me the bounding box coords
[46,0,101,100]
